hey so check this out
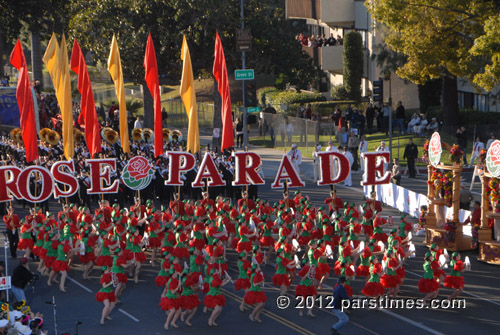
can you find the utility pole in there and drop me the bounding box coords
[241,0,248,148]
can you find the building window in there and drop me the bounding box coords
[458,91,489,112]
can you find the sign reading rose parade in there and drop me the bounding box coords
[0,152,393,203]
[428,132,442,167]
[486,140,500,177]
[122,156,155,190]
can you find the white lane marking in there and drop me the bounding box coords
[378,309,446,335]
[118,308,140,322]
[67,276,92,293]
[67,276,141,322]
[405,269,500,308]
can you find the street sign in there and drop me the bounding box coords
[0,276,11,290]
[247,107,260,113]
[235,69,254,80]
[236,29,252,51]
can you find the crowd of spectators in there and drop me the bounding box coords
[296,33,343,48]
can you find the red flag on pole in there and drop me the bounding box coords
[144,33,163,157]
[213,31,234,152]
[9,39,38,163]
[70,39,102,158]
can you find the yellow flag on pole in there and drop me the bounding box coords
[180,36,200,154]
[42,33,74,159]
[107,34,130,153]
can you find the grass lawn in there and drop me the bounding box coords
[248,129,468,166]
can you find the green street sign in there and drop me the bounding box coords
[235,69,254,80]
[247,107,260,113]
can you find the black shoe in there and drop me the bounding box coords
[331,329,340,335]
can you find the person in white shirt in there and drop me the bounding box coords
[358,135,368,171]
[376,140,390,173]
[407,113,421,134]
[287,144,302,173]
[324,140,339,178]
[470,137,485,166]
[342,146,353,186]
[312,144,322,182]
[415,114,428,137]
[134,116,143,129]
[486,133,496,150]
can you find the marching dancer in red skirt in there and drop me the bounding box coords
[96,266,117,325]
[444,252,465,300]
[244,264,266,322]
[362,256,385,300]
[160,270,182,330]
[204,268,232,326]
[418,252,440,304]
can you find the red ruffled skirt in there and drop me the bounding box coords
[123,249,134,261]
[190,239,206,251]
[44,256,56,269]
[418,278,440,293]
[203,294,226,308]
[272,273,290,287]
[96,255,113,267]
[52,260,69,272]
[133,251,146,263]
[356,265,370,278]
[155,275,169,287]
[32,246,43,256]
[333,261,342,276]
[317,263,331,277]
[79,252,95,264]
[96,291,116,303]
[18,239,34,250]
[149,237,161,248]
[295,284,317,297]
[312,229,323,240]
[244,291,266,305]
[363,225,374,237]
[345,284,353,297]
[181,295,200,310]
[362,282,385,297]
[396,267,406,281]
[231,237,240,250]
[236,241,252,254]
[172,246,190,259]
[234,278,251,291]
[115,273,128,284]
[381,274,400,288]
[433,269,445,279]
[444,275,464,290]
[259,236,275,247]
[372,233,388,243]
[160,296,181,311]
[226,223,236,235]
[298,235,312,246]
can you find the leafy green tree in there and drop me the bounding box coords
[366,0,500,127]
[343,31,363,101]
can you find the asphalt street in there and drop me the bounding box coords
[1,149,499,335]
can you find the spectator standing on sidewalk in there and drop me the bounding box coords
[470,137,484,166]
[395,101,406,134]
[375,103,383,133]
[365,103,375,133]
[382,103,393,135]
[455,126,468,165]
[347,131,360,171]
[403,138,419,178]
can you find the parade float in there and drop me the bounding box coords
[424,132,473,251]
[477,140,500,264]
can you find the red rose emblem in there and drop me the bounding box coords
[490,141,500,166]
[128,157,150,180]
